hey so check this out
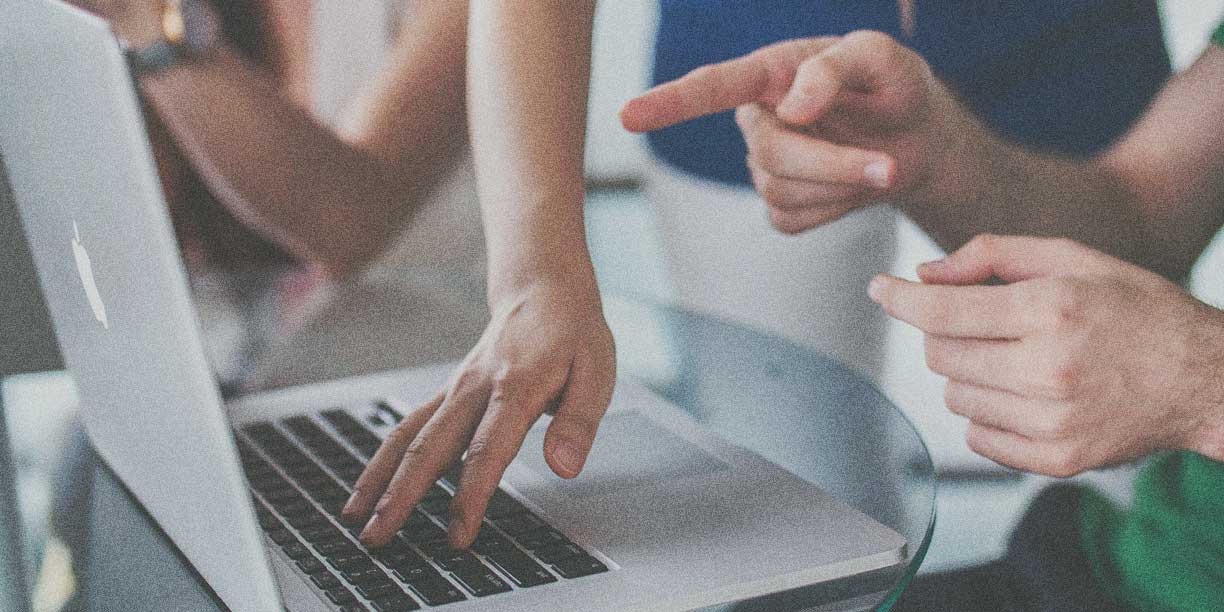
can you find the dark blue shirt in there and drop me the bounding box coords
[649,1,1171,186]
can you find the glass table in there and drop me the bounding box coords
[20,293,935,611]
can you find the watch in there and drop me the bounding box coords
[123,0,221,75]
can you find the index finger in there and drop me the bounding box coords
[620,37,835,133]
[620,57,772,133]
[868,274,1034,339]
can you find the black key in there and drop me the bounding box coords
[256,511,283,531]
[263,487,304,505]
[329,554,376,573]
[485,550,557,588]
[514,528,568,551]
[417,540,460,560]
[369,595,420,612]
[268,529,296,546]
[285,512,330,531]
[299,525,345,544]
[552,554,609,579]
[297,556,328,576]
[342,567,391,587]
[250,474,290,494]
[273,499,312,517]
[534,542,584,565]
[372,541,427,568]
[399,520,445,544]
[449,567,512,597]
[432,551,484,574]
[315,540,360,559]
[470,529,514,556]
[324,587,357,606]
[311,573,342,590]
[400,570,467,606]
[494,513,545,536]
[335,465,366,486]
[357,582,404,600]
[419,496,451,516]
[483,491,526,519]
[375,401,404,423]
[281,543,312,561]
[338,607,370,612]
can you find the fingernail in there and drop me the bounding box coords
[776,95,801,119]
[358,512,380,543]
[867,276,885,302]
[341,488,363,518]
[552,442,584,477]
[917,258,945,274]
[864,160,892,189]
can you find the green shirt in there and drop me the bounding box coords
[1078,23,1224,611]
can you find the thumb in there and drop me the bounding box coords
[918,235,1102,285]
[543,352,614,479]
[777,30,932,127]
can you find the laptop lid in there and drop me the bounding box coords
[0,2,281,610]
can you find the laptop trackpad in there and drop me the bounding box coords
[517,412,728,499]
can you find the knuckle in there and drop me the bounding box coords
[758,175,788,207]
[767,209,807,235]
[734,105,756,129]
[1045,281,1085,328]
[491,363,536,395]
[967,233,1000,259]
[964,425,991,456]
[462,437,500,474]
[845,29,893,49]
[753,135,784,171]
[1041,409,1075,438]
[1045,448,1087,478]
[943,381,969,415]
[401,439,431,466]
[923,339,950,375]
[1037,360,1079,400]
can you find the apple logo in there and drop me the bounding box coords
[72,221,109,329]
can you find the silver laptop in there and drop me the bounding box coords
[0,2,906,611]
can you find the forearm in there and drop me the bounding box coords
[901,92,1183,280]
[140,50,398,276]
[466,0,599,302]
[902,49,1224,282]
[139,1,469,278]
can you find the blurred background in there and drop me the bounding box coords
[4,0,1224,609]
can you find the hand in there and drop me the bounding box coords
[869,235,1224,476]
[621,31,960,234]
[68,0,164,47]
[341,278,617,548]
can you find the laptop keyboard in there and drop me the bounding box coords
[237,407,609,611]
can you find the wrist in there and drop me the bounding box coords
[487,254,601,309]
[1180,306,1224,461]
[900,84,996,215]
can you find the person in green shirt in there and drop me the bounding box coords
[620,19,1224,612]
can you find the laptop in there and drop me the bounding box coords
[0,2,907,611]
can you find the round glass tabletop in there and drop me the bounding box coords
[603,294,936,611]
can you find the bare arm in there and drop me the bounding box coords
[466,0,598,298]
[623,33,1224,281]
[908,46,1224,281]
[136,0,470,278]
[339,1,618,549]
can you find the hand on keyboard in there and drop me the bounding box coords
[342,280,617,549]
